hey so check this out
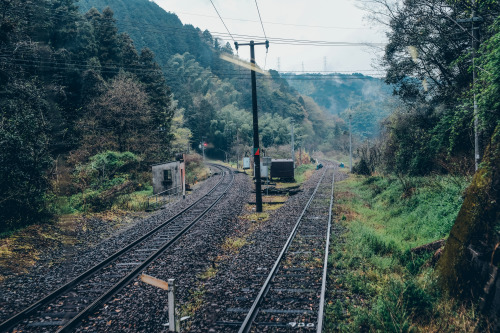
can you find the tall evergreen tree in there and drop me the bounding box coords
[86,6,121,78]
[0,80,51,233]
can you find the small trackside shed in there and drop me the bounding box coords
[270,159,294,180]
[152,160,185,195]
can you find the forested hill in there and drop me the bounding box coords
[77,0,341,153]
[78,0,216,69]
[287,73,392,116]
[288,73,394,139]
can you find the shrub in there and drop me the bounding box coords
[353,157,371,175]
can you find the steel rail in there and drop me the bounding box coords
[57,166,235,332]
[0,164,231,333]
[238,166,330,333]
[317,172,335,332]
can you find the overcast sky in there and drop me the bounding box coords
[153,0,387,76]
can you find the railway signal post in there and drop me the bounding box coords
[234,40,269,212]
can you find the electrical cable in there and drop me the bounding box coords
[172,11,369,30]
[440,10,479,43]
[0,52,384,76]
[254,0,267,40]
[209,0,236,43]
[1,7,385,48]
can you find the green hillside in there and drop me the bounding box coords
[78,0,214,68]
[288,73,394,138]
[78,0,339,154]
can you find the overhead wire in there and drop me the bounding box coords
[208,0,236,43]
[0,51,383,75]
[1,7,385,48]
[439,10,479,43]
[173,11,369,30]
[2,2,368,31]
[253,0,268,69]
[254,0,267,40]
[0,4,386,78]
[0,56,384,80]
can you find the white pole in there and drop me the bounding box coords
[472,1,480,171]
[291,122,295,168]
[168,279,177,332]
[349,115,352,173]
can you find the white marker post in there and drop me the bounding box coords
[139,274,177,332]
[168,278,177,332]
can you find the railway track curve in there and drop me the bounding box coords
[0,164,233,333]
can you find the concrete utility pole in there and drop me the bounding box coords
[459,2,483,171]
[234,40,269,213]
[201,136,206,162]
[349,114,352,173]
[472,6,480,171]
[291,121,295,168]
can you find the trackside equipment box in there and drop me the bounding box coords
[270,159,294,180]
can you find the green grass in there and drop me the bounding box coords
[294,163,317,184]
[46,185,154,215]
[324,174,486,332]
[340,175,467,249]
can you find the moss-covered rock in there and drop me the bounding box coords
[437,124,500,319]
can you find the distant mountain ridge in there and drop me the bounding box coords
[287,73,392,116]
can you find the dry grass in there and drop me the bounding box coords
[0,211,145,283]
[199,266,218,280]
[221,236,248,253]
[0,224,63,281]
[262,195,288,203]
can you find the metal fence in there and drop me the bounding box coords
[147,185,182,210]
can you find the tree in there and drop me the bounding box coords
[48,0,81,50]
[78,73,157,160]
[476,17,500,143]
[86,6,121,78]
[360,0,500,174]
[0,80,51,232]
[186,98,216,149]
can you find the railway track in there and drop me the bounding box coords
[217,165,335,332]
[0,164,233,333]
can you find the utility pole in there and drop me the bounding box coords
[472,4,480,171]
[234,40,269,213]
[349,114,352,173]
[299,145,302,167]
[291,121,295,168]
[201,136,206,162]
[459,3,483,171]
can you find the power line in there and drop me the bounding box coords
[209,0,236,43]
[5,2,368,31]
[172,11,368,30]
[442,13,479,43]
[0,61,385,80]
[2,7,384,47]
[0,52,384,77]
[254,0,267,40]
[1,7,385,48]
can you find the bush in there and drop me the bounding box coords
[353,157,371,175]
[75,151,140,190]
[398,249,433,275]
